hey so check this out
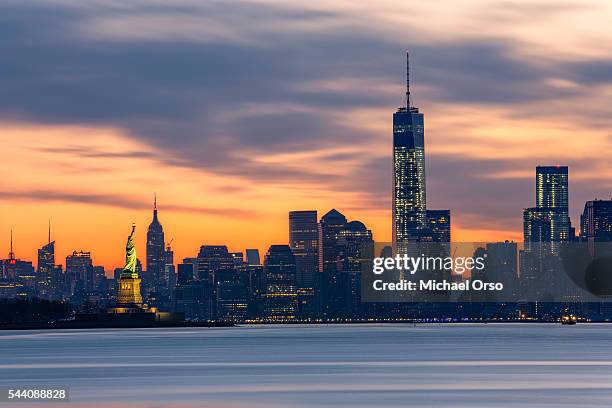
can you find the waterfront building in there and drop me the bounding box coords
[289,210,318,319]
[336,220,374,318]
[393,53,426,253]
[581,199,612,242]
[263,245,297,321]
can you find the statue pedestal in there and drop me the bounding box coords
[117,275,143,306]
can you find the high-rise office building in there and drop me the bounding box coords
[289,211,318,289]
[391,54,452,250]
[92,266,106,292]
[485,241,519,296]
[163,243,175,294]
[536,166,569,209]
[146,195,165,292]
[229,252,244,267]
[66,251,93,294]
[215,268,249,322]
[319,209,348,319]
[245,249,261,266]
[263,245,297,321]
[524,166,570,248]
[425,210,451,243]
[1,231,36,296]
[336,220,374,318]
[319,209,347,273]
[581,199,612,242]
[37,224,60,298]
[196,245,235,282]
[289,211,318,318]
[393,53,427,253]
[176,263,194,286]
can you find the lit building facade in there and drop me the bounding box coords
[393,104,426,251]
[392,54,445,253]
[37,235,61,299]
[289,210,318,318]
[289,211,318,290]
[425,210,451,243]
[336,220,374,318]
[263,245,297,321]
[66,251,93,294]
[581,199,612,242]
[524,166,570,251]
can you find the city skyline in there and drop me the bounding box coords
[2,1,612,269]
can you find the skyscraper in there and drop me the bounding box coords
[263,245,297,321]
[336,220,374,318]
[393,52,426,252]
[524,166,570,248]
[37,223,59,298]
[66,250,93,294]
[289,211,318,290]
[146,195,165,292]
[425,210,451,243]
[215,268,248,322]
[176,263,194,286]
[289,211,319,318]
[164,243,175,296]
[536,166,569,210]
[581,199,612,242]
[319,209,347,274]
[245,249,261,266]
[1,230,36,295]
[196,245,234,282]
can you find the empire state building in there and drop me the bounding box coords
[146,195,165,291]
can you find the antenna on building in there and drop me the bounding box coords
[406,51,412,109]
[9,228,15,260]
[154,192,157,211]
[48,219,51,244]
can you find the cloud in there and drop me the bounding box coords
[0,189,256,218]
[36,146,156,159]
[1,0,612,240]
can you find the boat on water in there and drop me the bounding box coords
[561,314,577,325]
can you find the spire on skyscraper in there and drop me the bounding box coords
[48,219,51,245]
[406,51,412,109]
[9,229,15,260]
[152,193,159,224]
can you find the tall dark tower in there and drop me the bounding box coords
[146,194,165,292]
[289,210,319,319]
[524,166,569,249]
[289,211,318,291]
[393,52,427,253]
[37,221,56,298]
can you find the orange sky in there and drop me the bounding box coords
[1,0,612,272]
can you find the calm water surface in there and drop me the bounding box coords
[1,324,612,407]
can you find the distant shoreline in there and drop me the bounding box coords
[0,321,234,331]
[2,319,610,330]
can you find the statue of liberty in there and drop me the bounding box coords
[121,223,138,277]
[117,223,143,306]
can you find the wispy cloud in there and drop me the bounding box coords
[0,189,257,218]
[1,0,612,245]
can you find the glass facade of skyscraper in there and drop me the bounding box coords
[393,106,426,252]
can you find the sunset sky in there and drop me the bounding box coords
[1,0,612,272]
